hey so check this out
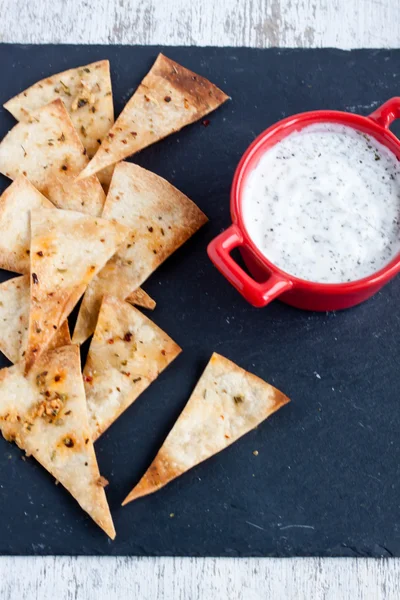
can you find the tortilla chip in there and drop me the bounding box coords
[0,275,70,364]
[0,345,115,538]
[122,352,290,505]
[4,61,114,187]
[77,53,229,180]
[25,207,129,372]
[72,162,207,344]
[126,288,156,311]
[83,296,181,440]
[0,99,106,215]
[0,176,54,274]
[73,162,207,344]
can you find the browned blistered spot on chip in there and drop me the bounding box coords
[63,436,75,448]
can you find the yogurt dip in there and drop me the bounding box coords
[242,123,400,283]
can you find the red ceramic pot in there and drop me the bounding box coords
[207,97,400,311]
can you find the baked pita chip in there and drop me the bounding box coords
[0,176,54,274]
[0,345,115,538]
[0,275,70,364]
[72,162,207,343]
[4,61,114,187]
[126,287,156,311]
[83,296,181,440]
[0,99,106,215]
[123,352,290,505]
[77,53,229,180]
[25,207,129,372]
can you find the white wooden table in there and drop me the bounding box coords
[0,1,399,598]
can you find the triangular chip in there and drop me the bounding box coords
[77,53,229,180]
[122,353,290,505]
[0,176,54,274]
[0,345,115,538]
[0,275,70,364]
[0,99,106,215]
[4,61,114,187]
[72,162,207,343]
[126,287,156,311]
[83,295,181,440]
[25,207,128,372]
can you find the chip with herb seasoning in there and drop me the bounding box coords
[77,53,229,180]
[83,295,181,440]
[72,162,207,344]
[0,99,106,215]
[25,207,129,373]
[122,352,290,505]
[4,60,114,187]
[0,176,55,274]
[0,344,115,538]
[0,275,70,364]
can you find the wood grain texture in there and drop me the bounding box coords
[0,0,399,47]
[1,0,400,598]
[0,557,400,599]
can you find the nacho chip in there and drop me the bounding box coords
[122,353,290,504]
[25,207,129,372]
[83,296,181,440]
[0,345,115,538]
[77,54,229,180]
[0,99,106,215]
[72,162,207,344]
[0,176,54,274]
[0,275,70,364]
[126,287,156,311]
[4,61,114,187]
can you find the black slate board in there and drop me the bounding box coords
[0,45,400,557]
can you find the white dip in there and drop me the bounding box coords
[242,123,400,283]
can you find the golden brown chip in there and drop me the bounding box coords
[25,207,129,372]
[83,295,181,440]
[126,288,156,310]
[0,176,54,274]
[4,61,114,187]
[0,345,115,538]
[0,99,106,215]
[72,162,207,344]
[123,353,290,504]
[77,54,229,180]
[0,275,70,364]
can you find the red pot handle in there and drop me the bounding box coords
[369,97,400,128]
[207,224,293,307]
